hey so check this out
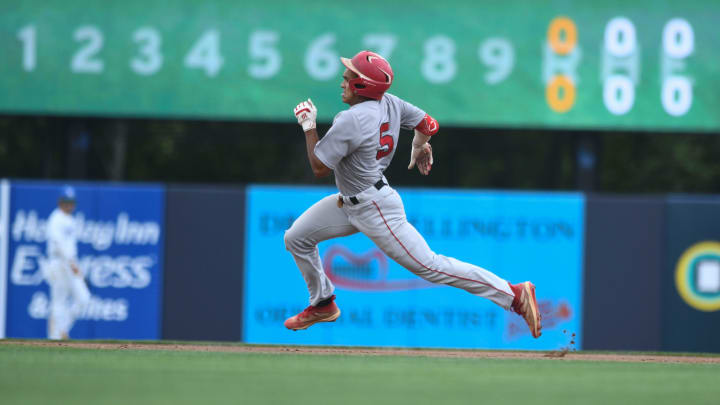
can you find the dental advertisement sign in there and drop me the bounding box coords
[244,185,584,350]
[4,181,165,339]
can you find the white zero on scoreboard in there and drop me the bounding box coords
[661,18,694,117]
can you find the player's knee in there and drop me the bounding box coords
[284,227,311,253]
[284,228,298,252]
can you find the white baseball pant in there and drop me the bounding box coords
[284,184,515,308]
[44,259,91,339]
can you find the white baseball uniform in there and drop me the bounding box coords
[285,93,515,309]
[45,207,90,339]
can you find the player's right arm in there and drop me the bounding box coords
[303,128,332,178]
[294,99,358,178]
[294,99,331,178]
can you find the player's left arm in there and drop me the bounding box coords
[294,99,331,177]
[408,114,439,176]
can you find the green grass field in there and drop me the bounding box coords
[2,342,719,405]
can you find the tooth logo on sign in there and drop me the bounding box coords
[675,241,720,312]
[322,245,434,291]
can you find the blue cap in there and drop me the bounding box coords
[59,185,76,202]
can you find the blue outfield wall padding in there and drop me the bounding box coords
[582,195,664,351]
[244,185,585,350]
[5,180,165,340]
[162,186,245,341]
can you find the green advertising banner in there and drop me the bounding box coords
[1,0,719,131]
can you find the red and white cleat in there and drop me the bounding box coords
[510,282,542,338]
[284,296,341,331]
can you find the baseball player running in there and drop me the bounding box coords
[44,186,91,339]
[287,50,541,338]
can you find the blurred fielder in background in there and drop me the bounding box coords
[44,186,90,340]
[287,50,542,338]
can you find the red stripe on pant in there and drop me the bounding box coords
[372,201,512,298]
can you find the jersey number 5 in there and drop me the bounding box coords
[376,122,393,160]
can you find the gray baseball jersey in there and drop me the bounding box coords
[286,91,519,327]
[314,93,426,196]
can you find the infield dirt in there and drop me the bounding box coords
[3,340,718,364]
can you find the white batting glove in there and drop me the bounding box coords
[293,99,317,132]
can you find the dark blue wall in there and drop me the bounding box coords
[582,195,664,351]
[662,196,720,352]
[162,186,246,341]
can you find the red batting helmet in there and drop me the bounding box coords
[340,50,393,100]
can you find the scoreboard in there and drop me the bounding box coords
[1,0,718,132]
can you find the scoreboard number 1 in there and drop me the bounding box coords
[17,25,36,72]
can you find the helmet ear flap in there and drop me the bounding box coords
[348,77,366,94]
